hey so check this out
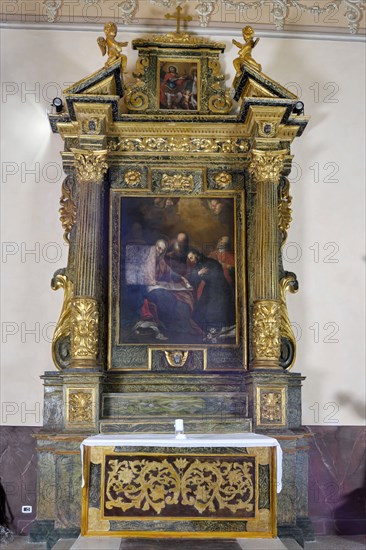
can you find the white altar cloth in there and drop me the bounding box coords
[81,432,282,492]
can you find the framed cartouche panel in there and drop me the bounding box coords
[109,186,246,371]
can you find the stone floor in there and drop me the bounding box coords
[1,535,365,550]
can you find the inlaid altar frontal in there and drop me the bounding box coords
[82,443,277,537]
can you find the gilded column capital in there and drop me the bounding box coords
[249,149,287,184]
[71,149,108,184]
[252,299,281,368]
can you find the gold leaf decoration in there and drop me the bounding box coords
[68,389,94,424]
[253,300,281,360]
[59,177,76,243]
[279,177,293,247]
[71,298,99,359]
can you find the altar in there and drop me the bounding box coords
[32,14,312,549]
[81,433,282,538]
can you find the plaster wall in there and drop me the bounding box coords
[1,27,365,426]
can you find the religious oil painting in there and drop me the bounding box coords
[158,60,199,111]
[119,196,237,345]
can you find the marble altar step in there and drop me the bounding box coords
[67,536,298,550]
[101,391,249,419]
[99,417,252,433]
[100,390,251,433]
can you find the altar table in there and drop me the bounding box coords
[80,433,282,539]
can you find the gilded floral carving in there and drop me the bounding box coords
[70,298,99,358]
[252,300,281,359]
[68,389,94,424]
[104,456,255,516]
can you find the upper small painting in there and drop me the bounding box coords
[158,60,199,111]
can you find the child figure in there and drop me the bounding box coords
[97,22,128,71]
[232,26,262,73]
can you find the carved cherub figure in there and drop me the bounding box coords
[97,22,128,71]
[232,26,262,73]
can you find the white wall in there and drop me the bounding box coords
[1,27,365,426]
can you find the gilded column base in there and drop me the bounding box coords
[251,358,282,370]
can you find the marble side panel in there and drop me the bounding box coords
[55,453,82,529]
[308,426,366,535]
[0,426,41,535]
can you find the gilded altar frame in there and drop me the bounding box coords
[34,24,312,545]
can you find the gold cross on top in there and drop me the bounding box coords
[165,5,192,34]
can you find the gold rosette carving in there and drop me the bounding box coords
[124,170,142,187]
[253,300,281,360]
[71,149,108,184]
[214,171,233,189]
[249,150,287,184]
[70,297,99,358]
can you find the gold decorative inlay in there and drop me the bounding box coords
[97,22,128,71]
[59,177,76,243]
[51,273,74,370]
[233,26,262,74]
[279,273,299,370]
[214,172,233,189]
[72,149,108,185]
[279,177,293,247]
[71,297,99,359]
[164,350,189,367]
[67,389,94,424]
[124,170,142,187]
[249,149,287,184]
[104,457,254,516]
[161,173,194,191]
[252,300,281,360]
[256,386,286,426]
